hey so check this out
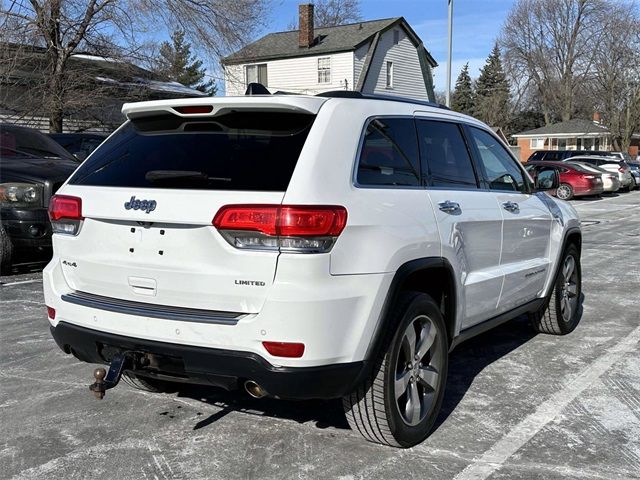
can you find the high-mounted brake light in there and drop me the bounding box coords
[262,341,305,358]
[213,205,347,253]
[173,105,213,114]
[49,195,83,235]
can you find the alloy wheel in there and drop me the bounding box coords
[560,255,579,323]
[393,315,443,426]
[557,184,571,200]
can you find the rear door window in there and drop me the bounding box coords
[69,111,315,191]
[416,119,478,189]
[356,117,420,187]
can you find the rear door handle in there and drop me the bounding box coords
[438,201,461,213]
[502,201,519,213]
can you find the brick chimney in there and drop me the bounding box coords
[593,111,601,124]
[299,3,314,48]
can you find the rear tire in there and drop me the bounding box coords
[555,183,574,200]
[343,292,448,447]
[529,244,581,335]
[0,225,13,275]
[122,373,180,393]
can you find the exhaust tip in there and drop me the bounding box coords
[244,380,267,399]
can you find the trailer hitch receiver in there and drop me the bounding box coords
[89,353,130,399]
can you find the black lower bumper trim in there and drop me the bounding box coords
[50,322,365,400]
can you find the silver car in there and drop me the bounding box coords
[562,156,634,191]
[570,162,620,192]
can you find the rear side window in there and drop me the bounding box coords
[416,120,478,189]
[69,111,315,191]
[356,118,420,187]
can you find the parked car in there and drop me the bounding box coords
[568,162,620,193]
[0,124,78,273]
[526,160,604,200]
[44,92,582,448]
[627,162,640,187]
[48,132,107,161]
[527,149,615,162]
[562,156,635,191]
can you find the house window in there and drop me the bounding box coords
[393,29,400,44]
[558,138,567,149]
[386,61,393,88]
[530,138,544,149]
[318,57,331,84]
[245,64,268,87]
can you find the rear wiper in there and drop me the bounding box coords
[145,170,231,183]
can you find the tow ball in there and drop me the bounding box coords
[89,353,131,400]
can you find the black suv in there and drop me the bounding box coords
[48,132,107,161]
[527,150,615,162]
[0,124,78,272]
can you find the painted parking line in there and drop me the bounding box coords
[0,279,42,287]
[453,325,640,480]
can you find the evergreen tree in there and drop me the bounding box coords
[474,43,510,127]
[156,30,217,95]
[451,63,475,115]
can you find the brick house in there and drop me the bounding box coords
[512,114,640,163]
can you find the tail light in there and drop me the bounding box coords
[213,204,347,253]
[46,306,56,320]
[584,175,596,179]
[48,195,83,235]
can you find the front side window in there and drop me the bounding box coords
[245,64,268,87]
[469,127,527,193]
[416,120,478,189]
[318,57,331,84]
[356,118,420,187]
[386,61,393,88]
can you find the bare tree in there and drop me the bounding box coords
[500,0,609,124]
[286,0,361,29]
[0,0,267,132]
[314,0,360,27]
[587,3,640,151]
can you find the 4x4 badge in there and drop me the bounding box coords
[124,196,157,214]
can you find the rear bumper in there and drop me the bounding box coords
[50,321,365,399]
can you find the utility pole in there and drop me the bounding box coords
[446,0,454,107]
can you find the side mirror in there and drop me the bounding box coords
[534,167,559,191]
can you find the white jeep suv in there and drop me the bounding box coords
[43,92,582,447]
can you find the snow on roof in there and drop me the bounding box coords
[72,53,119,63]
[95,76,206,97]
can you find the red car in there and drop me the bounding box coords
[527,161,604,200]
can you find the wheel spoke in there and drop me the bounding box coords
[417,366,439,391]
[563,256,575,281]
[415,322,436,361]
[402,324,416,360]
[562,297,572,321]
[395,370,411,399]
[566,283,578,296]
[405,381,421,424]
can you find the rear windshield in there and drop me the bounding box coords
[69,111,315,191]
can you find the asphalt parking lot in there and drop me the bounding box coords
[1,191,639,480]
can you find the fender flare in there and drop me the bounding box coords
[363,257,456,364]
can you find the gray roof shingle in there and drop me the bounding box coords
[222,18,402,65]
[515,119,610,136]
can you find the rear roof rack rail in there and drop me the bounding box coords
[242,83,450,110]
[316,90,451,110]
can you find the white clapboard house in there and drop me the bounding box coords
[222,3,437,101]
